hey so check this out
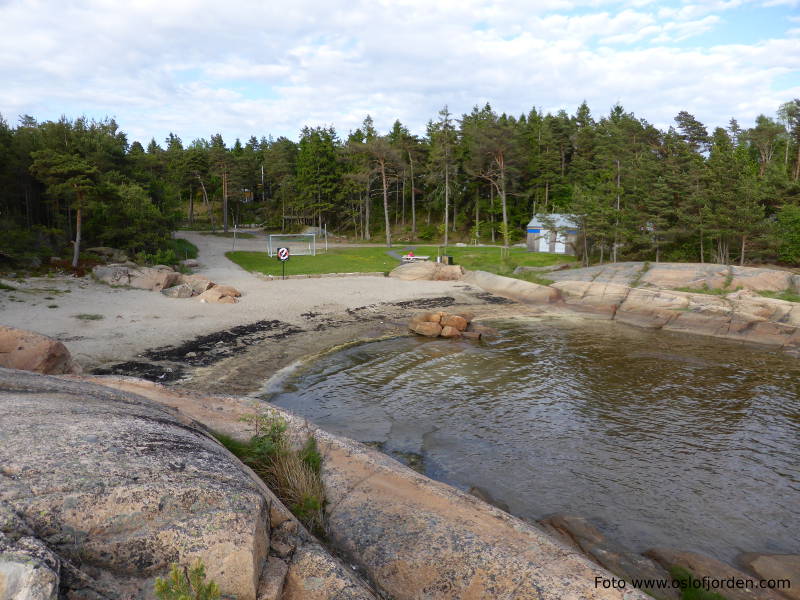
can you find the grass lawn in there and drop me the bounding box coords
[226,245,574,277]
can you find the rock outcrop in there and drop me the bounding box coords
[463,270,561,304]
[389,262,464,281]
[86,376,649,600]
[466,268,800,353]
[547,262,800,294]
[0,326,81,374]
[0,369,376,599]
[645,548,786,600]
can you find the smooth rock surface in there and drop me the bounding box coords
[550,281,630,318]
[0,368,269,599]
[0,326,81,374]
[463,270,561,304]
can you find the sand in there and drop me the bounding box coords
[0,231,488,375]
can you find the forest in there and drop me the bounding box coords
[1,100,799,269]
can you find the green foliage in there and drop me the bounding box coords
[669,566,727,600]
[758,290,800,303]
[154,559,220,600]
[74,313,104,320]
[774,203,800,264]
[3,105,800,269]
[216,408,325,533]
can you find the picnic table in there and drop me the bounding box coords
[402,255,430,263]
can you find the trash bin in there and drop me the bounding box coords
[440,255,454,265]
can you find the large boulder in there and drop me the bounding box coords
[92,264,134,286]
[161,283,194,298]
[0,368,269,599]
[198,285,242,304]
[0,327,81,375]
[178,273,215,295]
[410,321,442,337]
[389,262,464,281]
[129,267,180,292]
[463,270,561,304]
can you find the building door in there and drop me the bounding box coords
[539,233,549,252]
[554,233,566,254]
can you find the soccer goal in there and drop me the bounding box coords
[266,233,316,257]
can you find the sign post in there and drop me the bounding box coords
[277,246,290,280]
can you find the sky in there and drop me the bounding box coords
[1,0,798,146]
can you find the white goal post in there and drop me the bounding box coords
[267,233,316,257]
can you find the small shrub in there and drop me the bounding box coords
[215,408,325,534]
[74,313,104,320]
[0,282,16,291]
[154,559,220,600]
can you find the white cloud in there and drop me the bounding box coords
[0,0,797,144]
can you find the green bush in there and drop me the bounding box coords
[774,203,800,265]
[215,409,325,534]
[154,559,220,600]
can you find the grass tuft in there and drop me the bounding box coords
[758,290,800,303]
[74,313,104,320]
[0,282,16,291]
[214,409,325,534]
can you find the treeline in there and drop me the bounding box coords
[1,100,799,268]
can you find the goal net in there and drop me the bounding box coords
[267,233,316,257]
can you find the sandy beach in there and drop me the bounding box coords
[0,231,522,394]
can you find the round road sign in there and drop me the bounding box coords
[277,247,290,261]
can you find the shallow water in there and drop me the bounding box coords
[265,317,800,562]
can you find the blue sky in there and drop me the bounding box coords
[1,0,798,146]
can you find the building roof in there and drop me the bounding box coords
[527,213,577,229]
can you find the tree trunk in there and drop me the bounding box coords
[223,170,229,232]
[613,159,621,263]
[197,175,215,231]
[490,186,495,243]
[380,160,391,247]
[72,200,82,269]
[444,161,449,247]
[500,156,509,248]
[409,152,416,237]
[740,235,746,266]
[364,175,371,240]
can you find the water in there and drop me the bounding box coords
[265,317,800,563]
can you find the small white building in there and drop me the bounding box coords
[526,214,578,255]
